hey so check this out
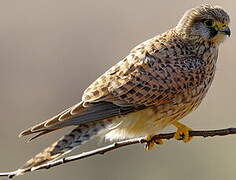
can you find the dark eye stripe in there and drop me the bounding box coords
[209,27,218,38]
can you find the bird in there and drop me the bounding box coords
[17,4,230,175]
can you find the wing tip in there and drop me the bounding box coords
[18,129,31,137]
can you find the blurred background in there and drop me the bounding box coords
[0,0,235,179]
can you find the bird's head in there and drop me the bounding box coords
[176,4,230,44]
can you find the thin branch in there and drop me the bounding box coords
[1,127,236,178]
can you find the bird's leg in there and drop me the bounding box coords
[145,135,164,150]
[172,121,192,143]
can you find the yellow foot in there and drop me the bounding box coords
[172,121,192,143]
[145,136,164,151]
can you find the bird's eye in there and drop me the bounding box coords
[204,20,214,27]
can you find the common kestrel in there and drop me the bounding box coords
[17,4,230,175]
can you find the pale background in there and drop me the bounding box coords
[0,0,235,180]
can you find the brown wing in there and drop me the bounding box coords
[82,35,203,108]
[19,38,157,137]
[82,38,156,105]
[82,52,176,107]
[20,34,196,139]
[19,51,152,138]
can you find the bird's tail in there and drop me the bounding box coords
[16,120,112,176]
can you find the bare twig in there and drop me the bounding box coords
[1,127,236,178]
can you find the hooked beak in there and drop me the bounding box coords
[220,26,231,37]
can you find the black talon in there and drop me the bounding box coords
[178,133,185,140]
